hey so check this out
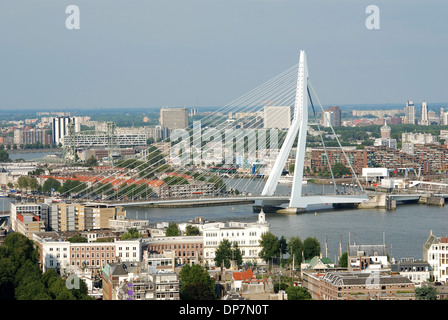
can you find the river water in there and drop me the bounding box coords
[125,178,448,262]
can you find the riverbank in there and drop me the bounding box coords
[6,148,62,154]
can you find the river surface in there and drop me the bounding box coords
[7,150,61,161]
[125,179,448,262]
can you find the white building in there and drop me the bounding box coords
[202,210,270,267]
[423,230,448,283]
[52,116,77,145]
[374,138,397,149]
[33,232,71,273]
[391,258,430,286]
[115,239,143,263]
[322,111,335,127]
[347,243,389,272]
[404,100,415,125]
[421,102,429,126]
[402,132,438,145]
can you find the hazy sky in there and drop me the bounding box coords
[0,0,447,110]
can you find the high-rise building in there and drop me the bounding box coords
[321,106,341,127]
[52,116,76,145]
[404,101,415,125]
[160,108,189,130]
[327,106,341,126]
[322,111,335,127]
[421,102,429,126]
[263,105,291,129]
[13,128,52,145]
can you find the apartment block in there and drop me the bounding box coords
[15,212,45,240]
[310,147,370,175]
[10,202,50,234]
[50,202,125,232]
[160,107,189,130]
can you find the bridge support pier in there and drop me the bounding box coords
[276,207,306,214]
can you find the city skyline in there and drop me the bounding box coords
[0,1,447,111]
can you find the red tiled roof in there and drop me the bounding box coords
[233,269,254,281]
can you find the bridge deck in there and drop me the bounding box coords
[83,194,369,208]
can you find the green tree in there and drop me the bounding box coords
[415,285,438,300]
[287,236,303,267]
[181,282,217,300]
[303,237,321,260]
[278,236,288,267]
[166,222,180,236]
[286,286,312,300]
[0,257,15,299]
[85,155,98,167]
[121,228,141,240]
[332,162,351,177]
[184,225,200,236]
[214,239,232,270]
[17,176,29,192]
[259,232,280,269]
[42,178,61,194]
[232,242,243,269]
[339,252,348,268]
[0,150,11,162]
[179,264,216,300]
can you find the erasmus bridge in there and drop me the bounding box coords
[63,50,369,213]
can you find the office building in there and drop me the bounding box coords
[160,108,189,130]
[421,102,429,126]
[324,106,341,126]
[404,101,415,125]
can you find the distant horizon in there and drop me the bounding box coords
[2,101,448,115]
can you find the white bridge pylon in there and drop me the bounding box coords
[259,50,368,211]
